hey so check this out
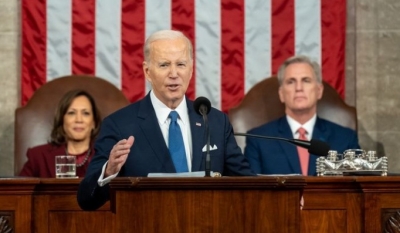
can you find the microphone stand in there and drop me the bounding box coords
[193,97,213,177]
[234,132,330,156]
[203,112,211,177]
[234,132,311,148]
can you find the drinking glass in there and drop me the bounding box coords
[55,155,77,178]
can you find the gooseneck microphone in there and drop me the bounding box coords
[234,132,330,156]
[193,97,212,177]
[194,96,211,116]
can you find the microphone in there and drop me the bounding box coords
[234,132,330,156]
[194,96,211,115]
[193,97,212,177]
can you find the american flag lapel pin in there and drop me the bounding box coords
[196,122,201,127]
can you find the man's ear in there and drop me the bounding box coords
[317,82,324,100]
[143,61,151,83]
[278,87,285,103]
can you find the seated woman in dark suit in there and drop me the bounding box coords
[19,89,102,178]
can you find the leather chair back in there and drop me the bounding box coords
[228,76,357,151]
[15,75,130,175]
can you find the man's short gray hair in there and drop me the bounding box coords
[276,55,322,85]
[143,30,193,64]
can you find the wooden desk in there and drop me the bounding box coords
[302,176,400,233]
[1,176,400,233]
[109,176,305,233]
[33,178,116,233]
[0,178,38,233]
[302,177,362,233]
[357,176,400,233]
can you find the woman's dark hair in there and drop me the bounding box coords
[50,89,102,145]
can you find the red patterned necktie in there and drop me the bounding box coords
[297,127,309,176]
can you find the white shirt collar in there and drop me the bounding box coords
[150,91,189,126]
[286,114,317,139]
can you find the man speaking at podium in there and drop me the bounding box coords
[244,55,360,176]
[78,29,255,211]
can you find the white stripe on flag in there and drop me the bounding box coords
[245,0,272,93]
[145,0,172,94]
[96,0,122,88]
[295,0,321,64]
[47,0,72,81]
[23,0,345,109]
[195,0,221,110]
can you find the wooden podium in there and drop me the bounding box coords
[4,177,400,232]
[109,176,306,233]
[0,178,38,233]
[302,176,400,233]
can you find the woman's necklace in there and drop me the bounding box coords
[65,148,91,167]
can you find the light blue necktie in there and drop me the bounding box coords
[168,111,188,172]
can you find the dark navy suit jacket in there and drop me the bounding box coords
[78,94,255,210]
[244,116,360,175]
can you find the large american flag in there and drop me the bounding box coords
[21,0,346,112]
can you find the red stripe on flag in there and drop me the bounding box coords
[271,0,295,75]
[172,0,196,101]
[221,0,245,113]
[72,0,96,75]
[121,0,146,102]
[321,0,346,98]
[20,0,347,109]
[21,0,47,106]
